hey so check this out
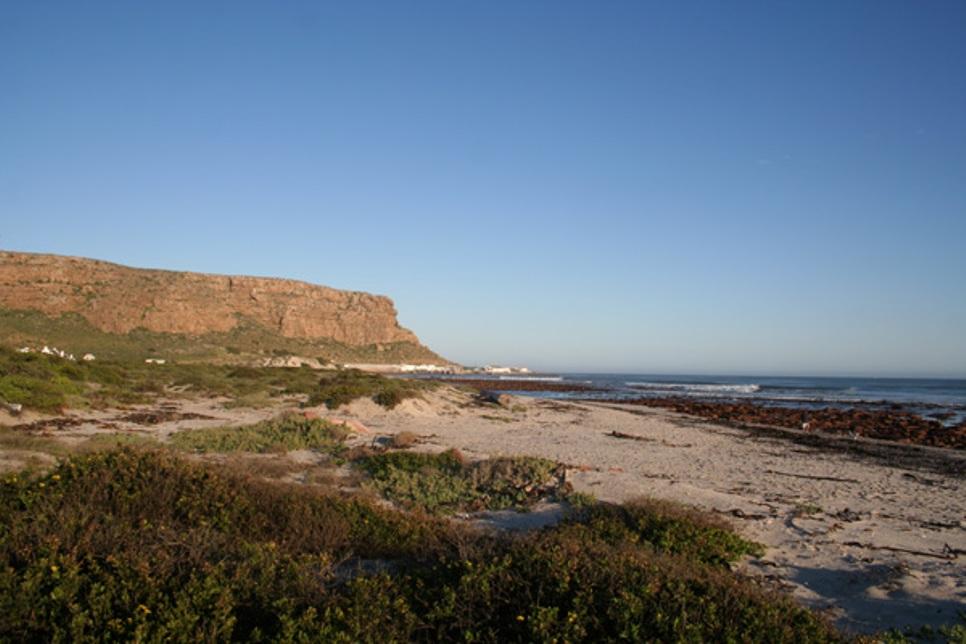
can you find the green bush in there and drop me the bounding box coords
[0,449,839,642]
[170,414,349,454]
[0,350,91,410]
[308,370,430,410]
[0,373,79,411]
[358,449,465,478]
[558,498,765,566]
[373,388,404,409]
[881,617,966,643]
[356,450,567,514]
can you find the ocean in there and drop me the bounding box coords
[445,373,966,426]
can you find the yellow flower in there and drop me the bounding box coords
[516,615,525,622]
[50,565,59,573]
[52,474,61,481]
[137,604,151,615]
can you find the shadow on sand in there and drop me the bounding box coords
[790,562,965,634]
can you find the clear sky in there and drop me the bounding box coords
[2,2,965,376]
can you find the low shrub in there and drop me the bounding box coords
[414,529,833,643]
[170,414,349,454]
[373,388,404,409]
[881,617,966,644]
[558,497,765,566]
[356,449,566,514]
[308,370,430,410]
[0,449,839,642]
[78,432,160,452]
[0,373,83,412]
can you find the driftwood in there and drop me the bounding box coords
[606,431,692,448]
[842,541,959,560]
[607,430,656,442]
[765,469,860,484]
[719,508,772,520]
[479,390,513,408]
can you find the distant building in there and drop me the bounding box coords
[482,365,513,374]
[398,364,451,373]
[479,365,532,375]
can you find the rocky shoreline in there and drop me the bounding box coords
[600,397,966,450]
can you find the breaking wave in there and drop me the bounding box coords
[498,376,564,382]
[625,382,761,394]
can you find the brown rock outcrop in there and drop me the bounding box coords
[0,251,428,348]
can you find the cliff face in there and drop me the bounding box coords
[0,251,427,349]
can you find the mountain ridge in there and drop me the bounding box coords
[0,250,446,364]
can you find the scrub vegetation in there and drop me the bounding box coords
[0,345,846,641]
[170,417,564,515]
[169,414,351,455]
[0,308,443,365]
[357,449,567,515]
[0,448,839,642]
[306,369,433,410]
[0,346,433,413]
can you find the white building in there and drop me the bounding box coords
[482,365,513,374]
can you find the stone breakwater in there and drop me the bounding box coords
[609,397,966,450]
[0,250,428,349]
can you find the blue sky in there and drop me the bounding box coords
[2,2,965,376]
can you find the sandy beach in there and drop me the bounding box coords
[4,384,964,636]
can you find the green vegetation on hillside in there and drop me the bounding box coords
[0,347,433,412]
[0,449,839,642]
[0,308,444,365]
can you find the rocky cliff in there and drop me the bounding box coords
[0,251,444,362]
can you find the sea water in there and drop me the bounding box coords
[455,373,966,425]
